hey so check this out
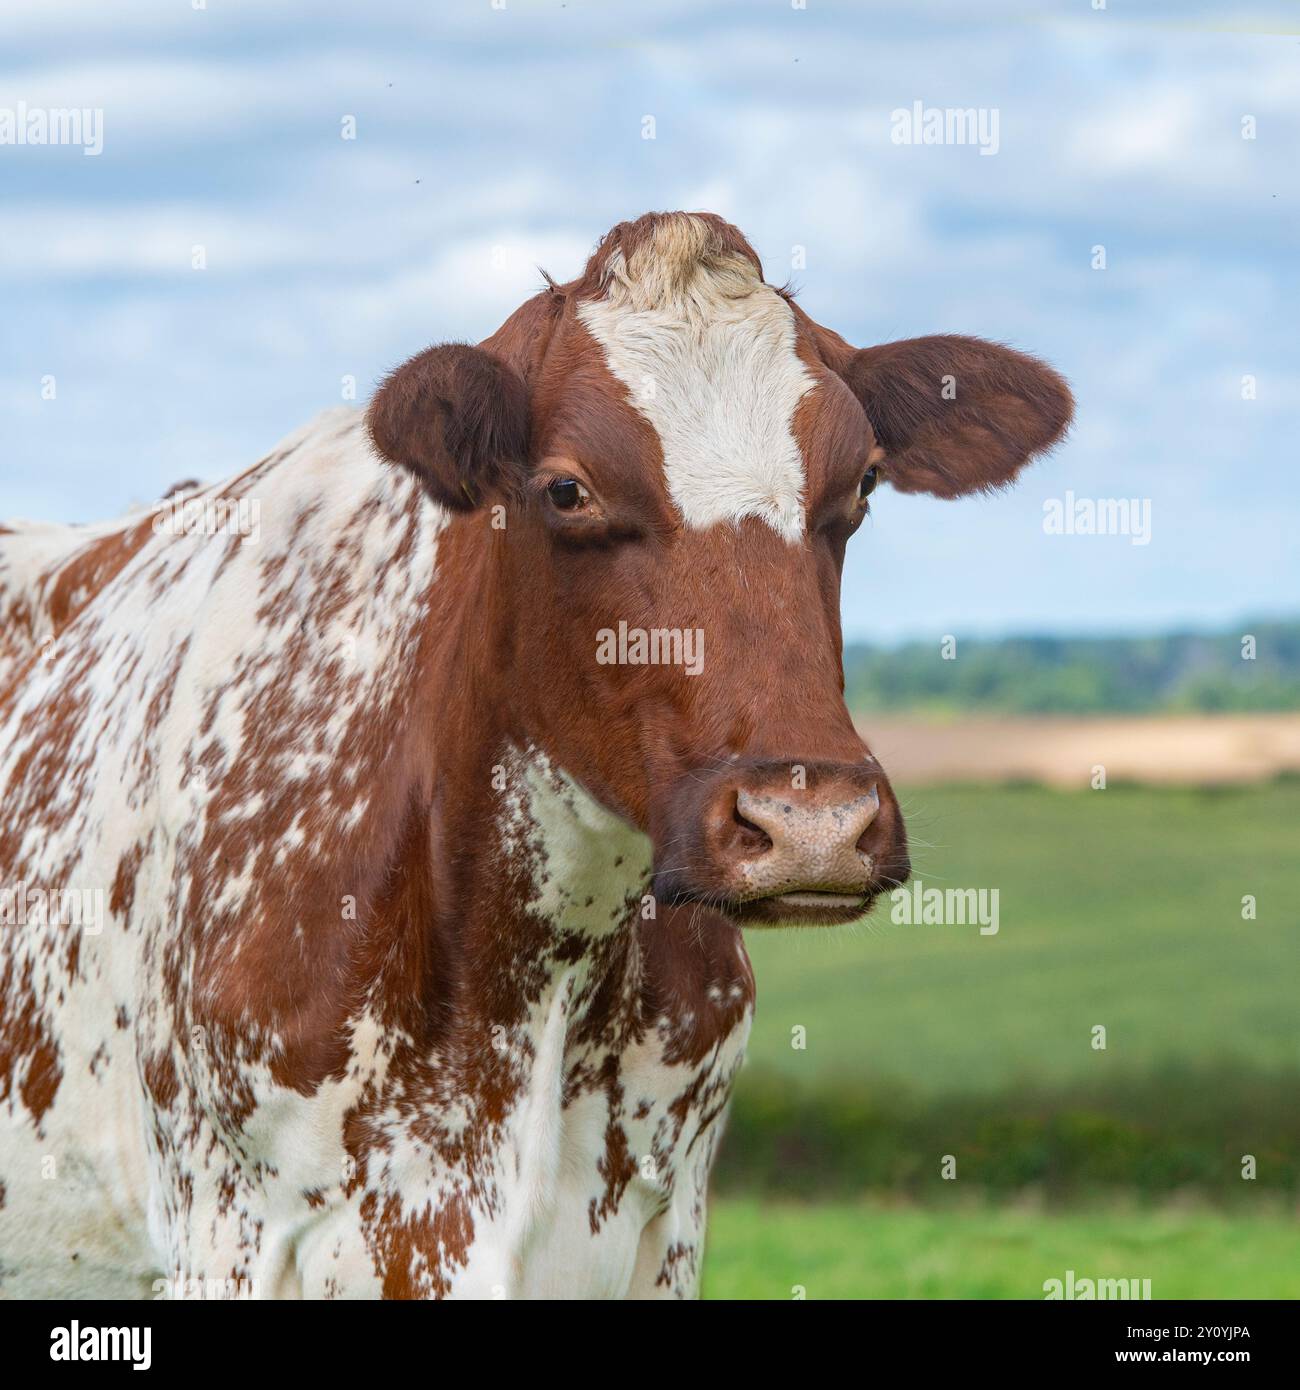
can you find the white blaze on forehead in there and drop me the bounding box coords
[576,235,816,543]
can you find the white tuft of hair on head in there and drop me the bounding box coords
[578,215,814,543]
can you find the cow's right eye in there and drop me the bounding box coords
[546,478,589,511]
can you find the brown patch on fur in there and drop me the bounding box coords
[0,959,64,1125]
[110,842,146,920]
[44,518,156,636]
[143,1049,180,1109]
[359,1187,475,1300]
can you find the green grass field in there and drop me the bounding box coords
[703,780,1298,1297]
[702,1199,1300,1300]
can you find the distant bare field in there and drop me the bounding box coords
[858,713,1300,787]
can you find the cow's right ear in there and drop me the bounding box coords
[366,343,530,510]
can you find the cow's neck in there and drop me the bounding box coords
[381,512,655,1073]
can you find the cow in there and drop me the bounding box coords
[0,212,1072,1299]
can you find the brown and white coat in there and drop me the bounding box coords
[0,213,1071,1298]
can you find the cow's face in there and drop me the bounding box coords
[369,214,1072,926]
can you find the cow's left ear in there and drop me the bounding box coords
[367,343,530,510]
[836,334,1073,498]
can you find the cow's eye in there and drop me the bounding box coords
[546,478,590,511]
[858,466,878,502]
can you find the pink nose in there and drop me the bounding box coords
[649,757,910,924]
[733,785,881,897]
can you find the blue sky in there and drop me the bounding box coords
[3,0,1296,641]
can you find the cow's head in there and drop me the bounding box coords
[368,213,1072,926]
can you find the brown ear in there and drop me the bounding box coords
[366,343,529,510]
[838,334,1073,498]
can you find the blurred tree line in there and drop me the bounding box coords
[843,620,1300,716]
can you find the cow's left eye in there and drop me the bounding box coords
[546,478,590,511]
[858,466,878,502]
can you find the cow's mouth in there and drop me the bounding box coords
[729,888,873,927]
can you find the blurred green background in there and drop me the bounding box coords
[699,636,1299,1299]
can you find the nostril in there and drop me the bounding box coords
[731,800,774,856]
[854,786,882,854]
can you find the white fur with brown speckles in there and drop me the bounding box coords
[0,409,750,1299]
